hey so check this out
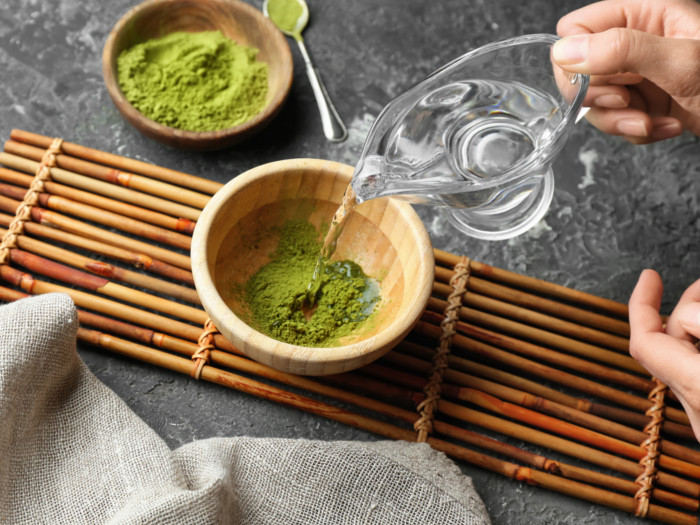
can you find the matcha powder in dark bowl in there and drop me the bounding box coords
[117,30,269,132]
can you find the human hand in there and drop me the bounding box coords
[554,0,700,144]
[628,269,700,441]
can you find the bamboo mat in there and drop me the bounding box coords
[0,129,698,524]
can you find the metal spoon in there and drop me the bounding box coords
[263,0,348,142]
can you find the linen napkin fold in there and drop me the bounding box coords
[0,293,490,524]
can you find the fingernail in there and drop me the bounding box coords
[553,36,589,65]
[678,303,700,328]
[593,94,627,108]
[616,119,648,136]
[651,121,682,140]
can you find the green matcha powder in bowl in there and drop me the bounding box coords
[242,220,382,348]
[117,30,269,132]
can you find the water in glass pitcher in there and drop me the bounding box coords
[351,78,563,210]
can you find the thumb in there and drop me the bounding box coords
[553,29,700,93]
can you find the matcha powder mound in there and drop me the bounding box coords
[117,30,268,132]
[243,221,381,347]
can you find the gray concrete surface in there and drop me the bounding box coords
[1,0,699,523]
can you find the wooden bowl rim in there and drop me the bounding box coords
[191,158,435,367]
[101,0,293,143]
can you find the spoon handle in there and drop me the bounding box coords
[296,39,348,142]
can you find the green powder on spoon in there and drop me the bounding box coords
[266,0,304,37]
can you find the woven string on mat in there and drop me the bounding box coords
[192,318,217,380]
[0,138,63,265]
[634,377,667,518]
[414,256,470,443]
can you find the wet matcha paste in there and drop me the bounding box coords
[242,220,380,347]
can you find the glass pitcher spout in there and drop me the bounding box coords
[352,153,508,208]
[350,33,589,240]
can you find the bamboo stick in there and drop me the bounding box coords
[433,248,630,319]
[3,140,210,209]
[0,182,191,251]
[431,299,680,406]
[0,151,202,221]
[7,249,206,324]
[459,387,700,480]
[320,370,698,511]
[0,212,194,285]
[399,339,696,441]
[76,325,696,524]
[428,296,651,393]
[398,338,589,407]
[436,399,700,498]
[354,363,700,497]
[0,265,238,355]
[427,296,645,374]
[415,318,692,427]
[434,265,630,336]
[0,226,199,303]
[325,369,700,510]
[0,167,196,235]
[9,130,222,195]
[433,278,630,351]
[359,360,700,483]
[457,388,700,478]
[384,346,700,466]
[0,265,204,342]
[0,194,191,270]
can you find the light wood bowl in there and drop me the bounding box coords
[191,159,435,376]
[102,0,293,151]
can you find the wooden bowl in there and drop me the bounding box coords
[191,159,435,375]
[102,0,293,151]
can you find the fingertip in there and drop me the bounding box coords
[678,303,700,327]
[583,107,654,139]
[552,35,590,67]
[629,269,665,336]
[630,268,662,305]
[616,118,649,137]
[638,268,661,285]
[593,93,628,109]
[651,119,683,140]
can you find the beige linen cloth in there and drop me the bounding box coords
[0,293,490,524]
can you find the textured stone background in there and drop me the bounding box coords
[1,0,699,523]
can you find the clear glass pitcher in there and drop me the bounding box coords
[351,34,589,240]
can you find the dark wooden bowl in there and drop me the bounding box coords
[102,0,293,151]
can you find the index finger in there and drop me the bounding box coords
[628,269,698,388]
[557,0,667,37]
[628,269,665,336]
